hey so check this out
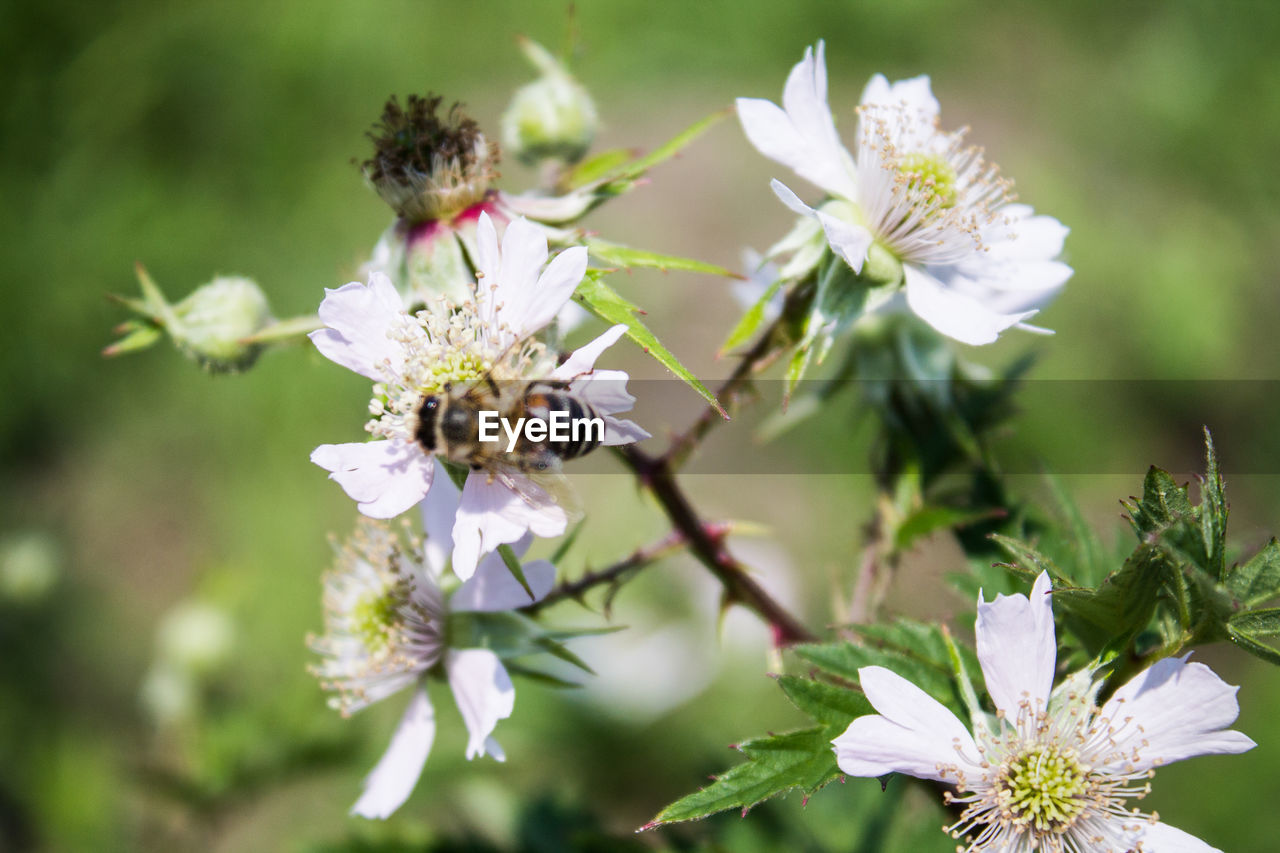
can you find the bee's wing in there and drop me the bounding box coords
[488,458,583,524]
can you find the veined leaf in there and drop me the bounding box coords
[1228,539,1280,607]
[565,147,632,188]
[574,272,724,416]
[776,675,872,727]
[646,727,839,826]
[585,238,738,277]
[893,505,1001,552]
[1200,429,1228,580]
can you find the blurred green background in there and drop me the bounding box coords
[4,0,1280,850]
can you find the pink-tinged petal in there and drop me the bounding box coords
[350,688,435,819]
[737,43,857,200]
[904,265,1037,346]
[1136,820,1224,853]
[552,325,627,381]
[1096,654,1256,773]
[831,666,980,783]
[452,558,555,612]
[975,571,1056,720]
[311,275,406,380]
[311,440,433,519]
[517,246,587,337]
[420,471,460,577]
[446,649,515,760]
[451,471,568,579]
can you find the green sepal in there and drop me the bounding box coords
[1227,538,1280,607]
[574,271,724,416]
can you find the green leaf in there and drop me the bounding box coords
[1226,622,1280,666]
[498,544,536,602]
[893,505,1000,552]
[1228,608,1280,637]
[574,272,724,416]
[720,276,783,355]
[793,639,955,714]
[549,519,586,566]
[776,675,872,727]
[586,238,739,277]
[1200,428,1228,580]
[646,728,839,826]
[532,635,596,676]
[1228,539,1280,606]
[565,148,633,188]
[598,109,728,187]
[501,662,584,689]
[1125,467,1193,537]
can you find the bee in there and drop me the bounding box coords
[413,374,605,511]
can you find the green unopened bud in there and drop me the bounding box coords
[156,600,236,677]
[171,277,274,371]
[502,37,598,167]
[106,266,276,372]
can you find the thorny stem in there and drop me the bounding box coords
[522,531,688,614]
[615,444,817,645]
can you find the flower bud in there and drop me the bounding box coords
[363,94,498,223]
[501,37,598,167]
[171,276,274,372]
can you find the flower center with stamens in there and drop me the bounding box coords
[351,586,405,656]
[897,152,958,210]
[421,349,492,394]
[997,744,1092,833]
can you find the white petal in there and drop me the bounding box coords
[450,470,568,579]
[310,275,406,381]
[552,325,627,381]
[566,368,635,415]
[975,571,1056,720]
[518,246,587,337]
[447,649,515,760]
[420,470,460,577]
[452,558,556,612]
[769,180,871,273]
[736,42,857,200]
[831,665,981,783]
[350,688,435,819]
[904,265,1037,346]
[814,210,873,274]
[311,440,433,519]
[475,211,502,316]
[1137,820,1224,853]
[1097,654,1256,773]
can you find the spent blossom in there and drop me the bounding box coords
[831,572,1254,852]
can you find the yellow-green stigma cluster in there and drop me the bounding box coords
[997,744,1090,833]
[897,152,958,211]
[350,585,407,657]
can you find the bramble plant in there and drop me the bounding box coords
[106,31,1275,853]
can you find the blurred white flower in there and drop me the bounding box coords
[156,600,236,677]
[832,572,1254,852]
[311,477,556,819]
[738,43,1072,345]
[312,213,647,578]
[0,532,60,604]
